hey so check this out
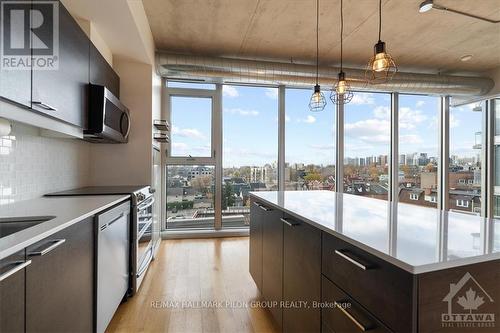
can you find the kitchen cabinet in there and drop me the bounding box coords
[0,250,27,333]
[249,199,264,291]
[282,213,321,333]
[0,0,32,107]
[31,0,89,127]
[261,206,283,329]
[25,217,94,333]
[90,43,120,98]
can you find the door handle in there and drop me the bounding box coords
[32,101,58,111]
[280,217,300,227]
[334,300,373,331]
[334,250,371,270]
[0,260,32,282]
[28,239,66,256]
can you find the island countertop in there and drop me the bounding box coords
[0,195,130,260]
[250,190,500,274]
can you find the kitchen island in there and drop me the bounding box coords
[249,190,500,333]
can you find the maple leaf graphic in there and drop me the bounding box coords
[457,288,485,313]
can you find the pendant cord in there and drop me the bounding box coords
[378,0,382,41]
[340,0,343,72]
[316,0,319,85]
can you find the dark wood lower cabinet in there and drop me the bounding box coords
[249,199,264,291]
[283,214,321,333]
[25,217,94,333]
[0,250,26,333]
[262,208,283,329]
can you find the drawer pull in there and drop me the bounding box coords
[335,250,369,270]
[280,217,300,227]
[334,300,372,332]
[29,239,66,256]
[0,260,31,282]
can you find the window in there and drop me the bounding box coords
[493,99,500,217]
[222,85,278,228]
[285,88,335,191]
[398,95,440,207]
[449,102,483,215]
[170,96,212,157]
[166,165,215,229]
[167,81,216,90]
[344,92,390,200]
[410,193,419,201]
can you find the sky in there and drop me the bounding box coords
[169,82,483,168]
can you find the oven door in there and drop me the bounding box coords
[137,196,154,265]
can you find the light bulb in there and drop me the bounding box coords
[313,92,321,103]
[337,80,346,94]
[372,52,388,72]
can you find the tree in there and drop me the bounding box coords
[401,164,411,177]
[191,175,211,194]
[223,184,235,210]
[303,172,322,182]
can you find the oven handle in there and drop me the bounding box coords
[137,197,155,211]
[137,218,154,240]
[137,249,153,278]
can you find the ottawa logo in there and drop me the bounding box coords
[441,272,495,329]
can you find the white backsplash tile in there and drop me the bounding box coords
[0,122,90,204]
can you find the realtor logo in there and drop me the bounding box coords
[441,272,495,329]
[1,0,59,70]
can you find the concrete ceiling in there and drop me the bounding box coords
[143,0,500,74]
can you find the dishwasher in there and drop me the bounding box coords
[96,201,130,333]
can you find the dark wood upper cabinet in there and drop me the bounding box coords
[25,217,94,333]
[0,250,26,333]
[0,0,32,107]
[262,207,283,329]
[282,214,321,333]
[90,42,120,97]
[31,0,89,127]
[249,199,264,291]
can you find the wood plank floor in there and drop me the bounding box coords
[107,237,279,333]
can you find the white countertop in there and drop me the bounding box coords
[0,195,130,259]
[250,191,500,274]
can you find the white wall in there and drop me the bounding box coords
[0,122,90,204]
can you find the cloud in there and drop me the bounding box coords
[373,106,427,130]
[450,114,460,128]
[225,108,259,116]
[416,100,425,108]
[223,86,239,98]
[400,134,423,144]
[345,118,390,144]
[309,144,335,150]
[298,115,316,124]
[265,88,278,99]
[171,142,188,150]
[351,93,375,105]
[172,126,206,140]
[285,114,291,122]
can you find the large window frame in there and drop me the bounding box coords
[161,78,498,235]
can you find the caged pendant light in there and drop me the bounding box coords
[365,0,397,84]
[309,0,326,112]
[330,0,353,105]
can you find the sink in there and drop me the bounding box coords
[0,216,56,238]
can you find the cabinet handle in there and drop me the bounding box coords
[29,239,66,256]
[334,300,372,331]
[32,101,58,111]
[108,212,125,226]
[0,260,32,282]
[280,217,300,227]
[259,204,273,212]
[334,250,370,270]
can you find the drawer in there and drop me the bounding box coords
[322,276,392,333]
[322,232,415,333]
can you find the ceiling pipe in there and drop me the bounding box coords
[156,53,494,96]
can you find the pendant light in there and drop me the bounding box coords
[365,0,397,84]
[309,0,326,112]
[330,0,353,105]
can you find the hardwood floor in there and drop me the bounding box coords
[106,237,279,333]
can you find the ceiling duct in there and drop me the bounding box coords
[156,53,494,96]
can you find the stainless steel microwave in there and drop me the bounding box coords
[84,84,130,143]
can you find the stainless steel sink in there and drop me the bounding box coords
[0,216,56,238]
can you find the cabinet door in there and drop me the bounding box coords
[0,250,27,333]
[89,42,120,97]
[249,199,264,291]
[262,208,283,329]
[283,214,321,333]
[0,0,32,107]
[31,1,89,127]
[26,217,94,333]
